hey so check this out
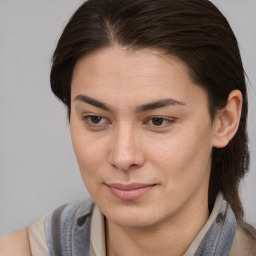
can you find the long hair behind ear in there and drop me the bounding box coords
[50,0,251,225]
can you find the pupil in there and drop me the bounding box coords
[152,117,163,126]
[91,116,101,123]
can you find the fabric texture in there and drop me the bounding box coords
[193,198,236,255]
[28,194,255,255]
[230,224,256,256]
[89,205,106,256]
[44,198,94,256]
[27,217,49,256]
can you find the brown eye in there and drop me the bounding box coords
[90,115,103,124]
[82,115,110,129]
[152,117,165,126]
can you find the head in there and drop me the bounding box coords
[50,0,249,222]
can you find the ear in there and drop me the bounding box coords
[212,90,243,148]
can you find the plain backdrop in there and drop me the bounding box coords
[0,0,255,235]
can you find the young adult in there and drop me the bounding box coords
[1,0,255,255]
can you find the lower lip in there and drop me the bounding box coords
[109,185,155,201]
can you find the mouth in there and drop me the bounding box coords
[106,183,156,201]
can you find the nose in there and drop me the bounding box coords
[109,124,145,171]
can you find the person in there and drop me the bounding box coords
[0,0,255,255]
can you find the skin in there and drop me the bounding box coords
[0,229,31,255]
[70,46,242,256]
[0,46,242,255]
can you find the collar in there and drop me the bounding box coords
[89,194,236,256]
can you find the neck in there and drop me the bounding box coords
[106,193,209,256]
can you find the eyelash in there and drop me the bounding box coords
[81,115,176,129]
[82,115,109,127]
[145,116,176,128]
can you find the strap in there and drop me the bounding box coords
[27,217,49,256]
[44,198,95,256]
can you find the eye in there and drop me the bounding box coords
[89,115,104,124]
[145,116,175,128]
[151,117,168,126]
[82,115,110,127]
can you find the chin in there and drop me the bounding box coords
[102,203,166,228]
[110,215,158,228]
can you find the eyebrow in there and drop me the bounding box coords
[74,94,113,111]
[74,94,186,113]
[135,98,186,112]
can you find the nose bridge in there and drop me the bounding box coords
[110,122,143,171]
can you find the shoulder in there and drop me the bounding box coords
[230,221,256,256]
[0,229,31,256]
[0,198,95,256]
[27,217,49,256]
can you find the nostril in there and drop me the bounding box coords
[110,152,145,172]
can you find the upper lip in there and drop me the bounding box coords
[107,183,156,190]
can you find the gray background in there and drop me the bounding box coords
[0,0,255,235]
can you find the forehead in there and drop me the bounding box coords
[71,46,208,109]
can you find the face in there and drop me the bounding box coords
[70,46,217,229]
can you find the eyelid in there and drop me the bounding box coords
[81,113,176,130]
[144,116,176,128]
[82,114,111,127]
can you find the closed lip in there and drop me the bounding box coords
[106,183,157,200]
[106,183,156,190]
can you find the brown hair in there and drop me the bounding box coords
[50,0,249,222]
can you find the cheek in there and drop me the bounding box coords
[147,124,213,182]
[70,123,106,180]
[72,137,106,198]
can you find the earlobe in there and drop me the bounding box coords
[212,90,243,148]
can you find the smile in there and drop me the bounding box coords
[107,183,156,201]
